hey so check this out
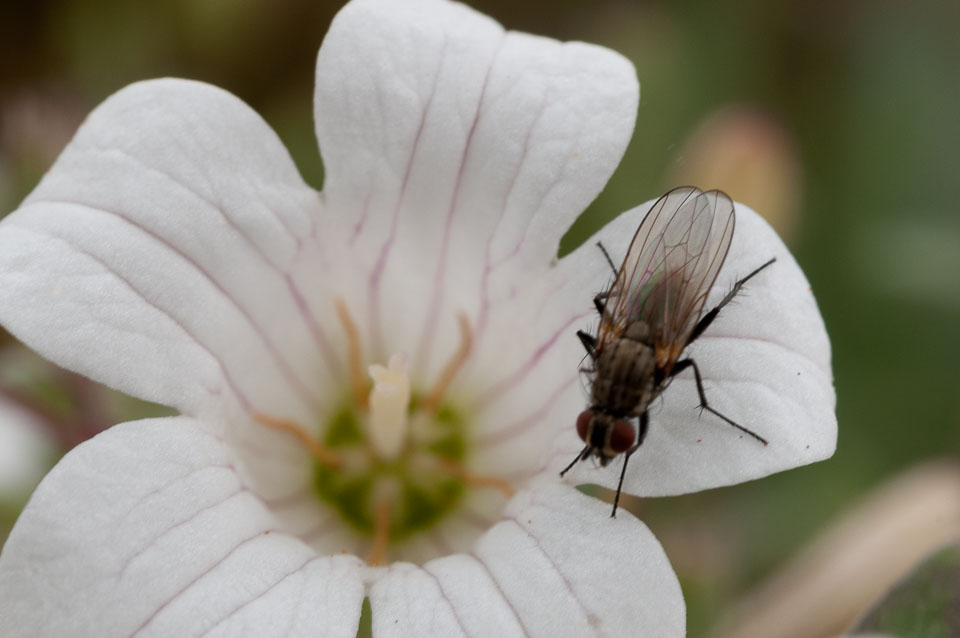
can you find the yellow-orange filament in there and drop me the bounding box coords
[335,298,369,409]
[421,312,472,413]
[367,499,392,566]
[253,412,342,468]
[435,457,515,499]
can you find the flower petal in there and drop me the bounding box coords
[556,200,836,495]
[0,79,331,421]
[314,0,638,377]
[0,417,364,637]
[368,481,684,637]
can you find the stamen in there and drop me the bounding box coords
[434,457,515,499]
[367,498,392,566]
[421,312,472,413]
[252,412,342,468]
[335,298,369,409]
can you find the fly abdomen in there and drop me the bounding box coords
[591,337,656,415]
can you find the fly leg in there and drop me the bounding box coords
[686,257,776,346]
[671,359,768,445]
[593,292,607,316]
[596,241,618,276]
[611,412,649,517]
[583,241,619,322]
[577,330,598,360]
[560,445,591,478]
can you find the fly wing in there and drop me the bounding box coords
[598,187,735,367]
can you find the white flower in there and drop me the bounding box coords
[0,0,835,636]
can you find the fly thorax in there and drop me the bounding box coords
[592,338,657,414]
[621,320,652,344]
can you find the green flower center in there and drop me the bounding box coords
[313,395,468,541]
[286,305,512,564]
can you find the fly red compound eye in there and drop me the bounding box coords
[609,420,635,453]
[576,411,592,443]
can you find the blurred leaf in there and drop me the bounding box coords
[854,545,960,638]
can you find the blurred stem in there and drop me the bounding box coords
[710,461,960,638]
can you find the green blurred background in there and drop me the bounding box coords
[1,0,958,635]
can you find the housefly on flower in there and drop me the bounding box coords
[561,186,776,516]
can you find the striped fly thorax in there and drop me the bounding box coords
[590,323,657,416]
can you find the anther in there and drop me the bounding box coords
[335,298,369,409]
[421,312,472,413]
[252,412,342,468]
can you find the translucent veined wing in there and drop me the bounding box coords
[597,187,735,370]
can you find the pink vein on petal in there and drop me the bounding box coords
[163,102,315,244]
[466,552,530,638]
[421,564,471,637]
[349,194,372,246]
[474,313,584,407]
[128,529,268,638]
[117,487,248,578]
[198,555,324,638]
[367,39,448,357]
[488,167,567,275]
[85,145,338,376]
[473,103,546,346]
[476,374,577,449]
[15,224,256,413]
[504,517,594,630]
[25,199,321,411]
[413,34,506,373]
[285,273,341,378]
[480,45,582,282]
[114,463,237,532]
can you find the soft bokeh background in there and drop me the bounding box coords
[1,0,958,635]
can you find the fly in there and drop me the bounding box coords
[560,186,775,516]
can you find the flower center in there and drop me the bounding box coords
[313,360,470,548]
[256,300,512,565]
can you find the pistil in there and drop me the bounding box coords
[367,354,411,460]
